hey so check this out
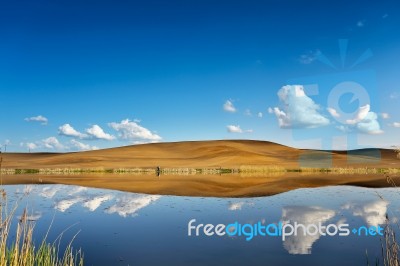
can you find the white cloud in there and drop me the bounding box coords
[299,50,321,64]
[83,195,113,211]
[380,113,390,119]
[342,200,388,227]
[55,197,85,212]
[105,195,161,217]
[70,139,99,151]
[270,85,330,128]
[357,20,365,27]
[228,202,245,211]
[336,125,351,133]
[68,186,88,195]
[25,115,48,125]
[109,119,161,142]
[327,107,340,118]
[85,125,115,140]
[223,100,237,113]
[226,125,253,133]
[58,124,88,139]
[330,105,384,135]
[258,112,263,118]
[41,186,62,198]
[282,206,335,255]
[356,112,384,135]
[228,201,253,211]
[389,122,400,128]
[26,142,38,150]
[59,124,114,141]
[227,125,243,133]
[22,137,67,151]
[42,137,65,150]
[244,109,252,116]
[345,104,370,124]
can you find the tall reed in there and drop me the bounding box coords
[0,150,83,265]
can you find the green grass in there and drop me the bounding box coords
[0,189,84,266]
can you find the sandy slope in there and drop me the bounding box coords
[1,140,399,197]
[2,140,399,169]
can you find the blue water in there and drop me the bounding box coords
[2,184,399,265]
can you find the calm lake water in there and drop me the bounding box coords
[2,184,400,266]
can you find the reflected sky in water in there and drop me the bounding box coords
[3,184,400,266]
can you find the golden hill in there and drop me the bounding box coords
[2,140,398,169]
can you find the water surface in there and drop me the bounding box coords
[2,184,399,265]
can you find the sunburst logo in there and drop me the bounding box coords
[287,39,381,166]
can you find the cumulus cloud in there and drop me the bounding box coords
[258,112,263,118]
[269,85,330,128]
[26,142,38,150]
[227,125,243,133]
[380,113,390,119]
[108,119,161,143]
[281,206,335,255]
[345,104,370,125]
[356,112,384,135]
[342,200,388,227]
[223,100,237,113]
[327,107,340,118]
[21,137,66,151]
[389,122,400,128]
[42,137,65,150]
[85,125,115,140]
[244,109,252,116]
[59,124,88,139]
[105,195,161,217]
[327,104,383,135]
[70,139,99,151]
[25,115,48,125]
[59,124,114,141]
[226,125,253,133]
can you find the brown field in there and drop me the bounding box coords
[2,140,399,169]
[1,140,399,197]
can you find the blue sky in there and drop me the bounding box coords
[0,0,399,152]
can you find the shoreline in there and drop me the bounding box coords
[1,172,399,198]
[1,166,400,175]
